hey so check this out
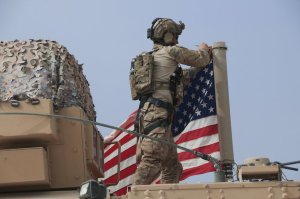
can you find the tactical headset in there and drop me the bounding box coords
[147,18,185,45]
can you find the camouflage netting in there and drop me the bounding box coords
[0,39,96,121]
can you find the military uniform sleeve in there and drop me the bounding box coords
[182,67,202,87]
[166,45,211,68]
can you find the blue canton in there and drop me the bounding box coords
[172,63,217,136]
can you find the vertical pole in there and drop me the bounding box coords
[212,42,234,182]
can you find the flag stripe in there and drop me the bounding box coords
[175,115,218,139]
[105,151,137,179]
[104,133,135,162]
[104,125,134,153]
[105,163,137,185]
[175,124,218,144]
[178,142,220,161]
[104,144,136,171]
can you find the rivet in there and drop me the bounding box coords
[268,193,274,199]
[158,190,164,196]
[282,193,288,199]
[268,187,273,193]
[281,187,287,192]
[144,190,150,196]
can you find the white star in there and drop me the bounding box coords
[202,88,206,93]
[202,102,207,108]
[178,119,183,124]
[209,107,215,112]
[204,68,209,73]
[210,70,214,76]
[208,94,214,100]
[195,85,200,90]
[196,110,201,116]
[205,79,210,85]
[191,93,196,99]
[197,97,201,102]
[174,127,178,132]
[187,102,192,107]
[200,76,204,82]
[183,110,187,116]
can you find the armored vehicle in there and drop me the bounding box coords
[0,40,299,199]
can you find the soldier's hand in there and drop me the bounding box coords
[199,43,212,57]
[199,42,209,50]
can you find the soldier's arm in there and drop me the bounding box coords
[167,44,211,68]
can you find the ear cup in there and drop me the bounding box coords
[163,32,174,44]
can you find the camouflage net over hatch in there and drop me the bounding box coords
[0,39,96,121]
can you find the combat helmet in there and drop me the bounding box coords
[147,18,185,46]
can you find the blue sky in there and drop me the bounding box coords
[1,0,299,182]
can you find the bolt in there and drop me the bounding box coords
[158,190,164,196]
[282,193,288,199]
[268,187,273,193]
[144,190,150,196]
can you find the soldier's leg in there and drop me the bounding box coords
[160,129,183,184]
[133,132,168,185]
[133,103,169,185]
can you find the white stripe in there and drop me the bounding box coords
[176,134,219,153]
[104,155,136,179]
[180,151,220,169]
[108,174,134,193]
[104,125,134,152]
[174,115,218,142]
[104,137,137,162]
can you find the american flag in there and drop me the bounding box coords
[103,63,220,195]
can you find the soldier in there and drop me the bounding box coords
[133,18,212,185]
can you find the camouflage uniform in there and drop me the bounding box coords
[134,44,210,185]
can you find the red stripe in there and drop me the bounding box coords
[104,111,137,150]
[104,145,136,171]
[178,142,220,161]
[104,163,136,185]
[175,124,218,144]
[180,162,216,181]
[104,133,136,157]
[114,186,128,196]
